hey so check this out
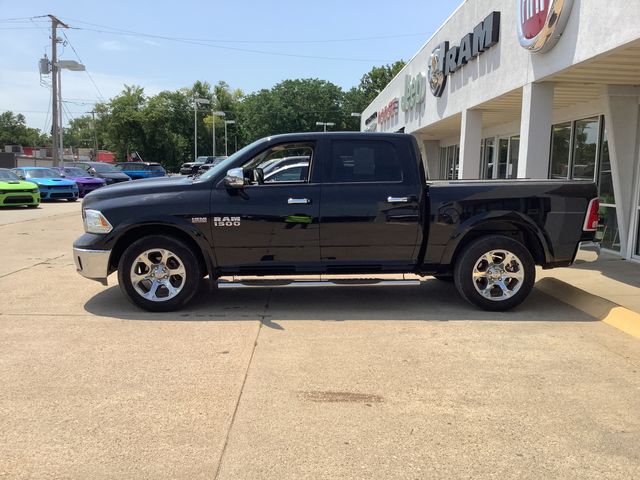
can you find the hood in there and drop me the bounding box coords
[84,174,190,203]
[30,177,77,187]
[99,172,131,180]
[68,176,106,184]
[0,180,38,190]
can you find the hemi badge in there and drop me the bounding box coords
[191,217,208,224]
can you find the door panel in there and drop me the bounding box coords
[319,183,420,265]
[210,184,320,270]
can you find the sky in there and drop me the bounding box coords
[0,0,462,131]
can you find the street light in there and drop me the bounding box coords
[194,97,210,160]
[224,120,236,156]
[211,111,225,156]
[55,60,86,164]
[350,112,362,132]
[316,121,335,132]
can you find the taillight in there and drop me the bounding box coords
[583,198,600,231]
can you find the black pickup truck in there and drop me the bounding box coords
[73,132,600,312]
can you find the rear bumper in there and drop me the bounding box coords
[573,241,601,264]
[73,247,111,285]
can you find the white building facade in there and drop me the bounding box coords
[361,0,640,261]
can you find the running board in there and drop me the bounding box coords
[217,278,422,289]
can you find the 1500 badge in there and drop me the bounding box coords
[214,216,241,227]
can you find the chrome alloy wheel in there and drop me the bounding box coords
[472,250,525,302]
[129,248,187,302]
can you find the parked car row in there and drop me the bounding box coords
[0,161,168,209]
[179,156,228,176]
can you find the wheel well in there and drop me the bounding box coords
[109,225,208,275]
[447,221,546,271]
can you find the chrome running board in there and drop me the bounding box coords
[217,278,422,289]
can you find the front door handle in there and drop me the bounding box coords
[387,196,410,203]
[288,198,311,205]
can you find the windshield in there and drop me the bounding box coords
[0,170,20,181]
[148,165,165,171]
[92,163,119,173]
[195,156,209,164]
[25,169,61,179]
[64,167,89,177]
[197,138,269,182]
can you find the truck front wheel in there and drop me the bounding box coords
[118,235,201,312]
[453,235,535,311]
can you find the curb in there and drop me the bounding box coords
[536,277,640,340]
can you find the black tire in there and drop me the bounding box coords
[67,198,78,202]
[118,235,201,312]
[453,235,535,311]
[27,204,38,209]
[433,275,454,282]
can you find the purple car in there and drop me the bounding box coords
[58,166,106,197]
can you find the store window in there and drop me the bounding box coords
[597,129,620,251]
[549,116,620,252]
[572,117,600,180]
[550,122,572,179]
[480,136,518,179]
[439,145,459,180]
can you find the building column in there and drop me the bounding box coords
[517,82,554,179]
[458,109,482,179]
[602,85,640,258]
[420,139,441,179]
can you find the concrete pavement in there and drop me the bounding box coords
[1,207,639,479]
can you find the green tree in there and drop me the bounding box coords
[0,111,49,148]
[238,78,345,144]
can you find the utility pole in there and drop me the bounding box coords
[49,14,69,167]
[90,111,99,160]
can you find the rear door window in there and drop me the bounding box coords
[327,140,402,183]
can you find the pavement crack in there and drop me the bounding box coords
[0,253,68,279]
[213,288,272,479]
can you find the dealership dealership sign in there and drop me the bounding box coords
[401,73,426,111]
[517,0,575,53]
[428,12,500,97]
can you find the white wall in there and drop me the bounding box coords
[362,0,640,134]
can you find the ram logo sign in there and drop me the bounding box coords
[214,216,241,227]
[517,0,575,53]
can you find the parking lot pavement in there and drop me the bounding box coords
[0,201,82,277]
[1,209,639,479]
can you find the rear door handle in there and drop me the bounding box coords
[288,198,311,205]
[387,196,410,203]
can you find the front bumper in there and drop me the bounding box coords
[40,188,79,200]
[0,191,40,206]
[573,241,601,264]
[73,247,111,285]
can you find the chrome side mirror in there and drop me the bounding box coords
[224,167,244,188]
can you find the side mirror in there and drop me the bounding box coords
[224,168,244,188]
[88,168,97,176]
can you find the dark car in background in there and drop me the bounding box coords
[179,156,227,176]
[66,161,131,185]
[56,166,106,197]
[115,162,166,180]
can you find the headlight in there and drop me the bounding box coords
[83,209,113,234]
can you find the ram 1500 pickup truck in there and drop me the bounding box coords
[73,133,601,312]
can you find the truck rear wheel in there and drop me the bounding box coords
[453,235,535,311]
[118,235,201,312]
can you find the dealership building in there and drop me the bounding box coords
[361,0,640,261]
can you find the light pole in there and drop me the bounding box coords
[350,112,362,132]
[211,111,225,156]
[224,120,236,156]
[55,60,85,163]
[315,121,335,132]
[194,97,210,160]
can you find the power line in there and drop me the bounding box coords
[63,17,431,44]
[61,30,105,102]
[68,25,392,62]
